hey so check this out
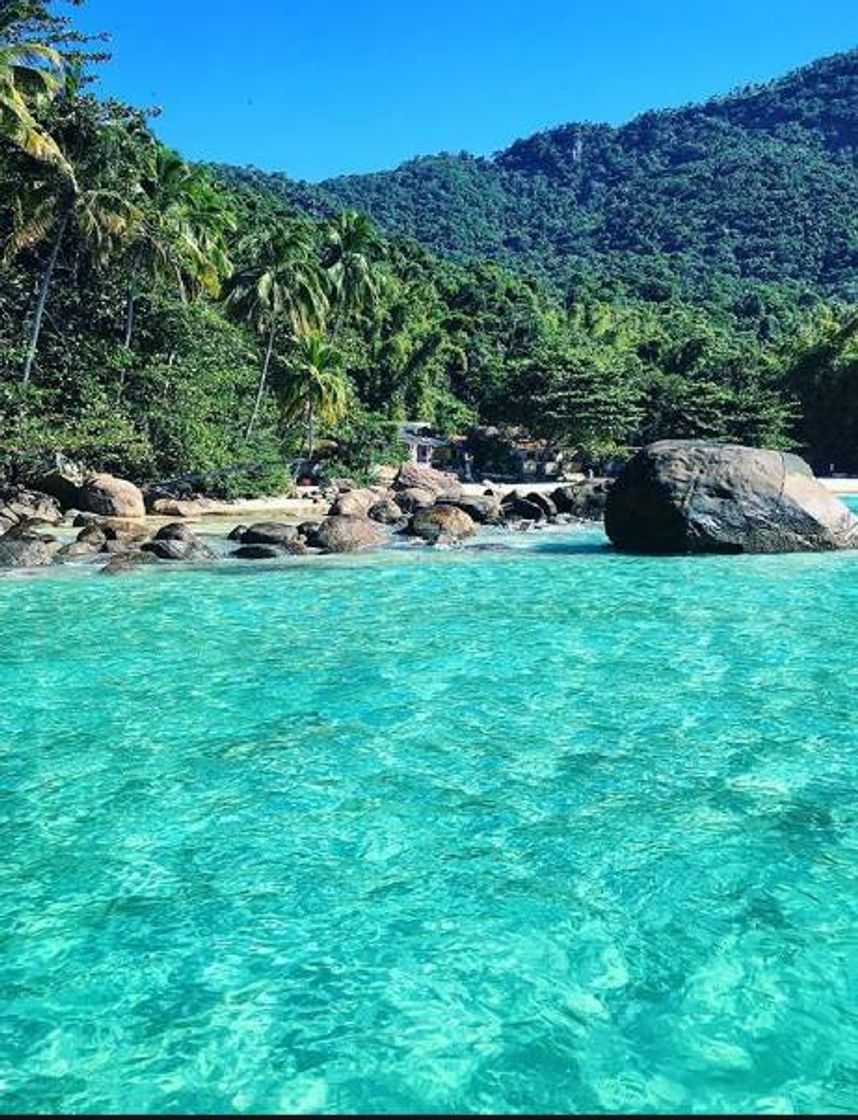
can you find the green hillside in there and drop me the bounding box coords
[216,49,858,301]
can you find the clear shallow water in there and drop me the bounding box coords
[1,523,857,1114]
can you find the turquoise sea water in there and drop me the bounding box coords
[1,516,857,1114]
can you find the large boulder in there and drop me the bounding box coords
[605,440,858,554]
[79,474,146,520]
[311,515,386,554]
[409,505,476,544]
[437,494,503,524]
[393,462,462,499]
[553,479,612,521]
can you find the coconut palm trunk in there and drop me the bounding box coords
[21,203,72,384]
[245,320,277,442]
[306,400,315,460]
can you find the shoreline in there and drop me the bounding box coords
[819,478,858,495]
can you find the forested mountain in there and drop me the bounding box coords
[217,49,858,301]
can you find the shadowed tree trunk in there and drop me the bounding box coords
[21,204,71,384]
[245,320,277,442]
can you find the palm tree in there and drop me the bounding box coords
[0,0,71,175]
[280,331,349,459]
[8,157,142,383]
[121,145,235,354]
[324,210,384,335]
[225,221,328,440]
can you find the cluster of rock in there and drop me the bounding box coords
[273,464,614,554]
[0,457,613,573]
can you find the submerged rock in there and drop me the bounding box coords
[100,551,160,576]
[605,440,858,554]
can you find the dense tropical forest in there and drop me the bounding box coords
[2,0,858,494]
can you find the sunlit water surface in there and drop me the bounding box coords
[1,515,857,1114]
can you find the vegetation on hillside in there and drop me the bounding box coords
[1,0,858,492]
[223,49,858,303]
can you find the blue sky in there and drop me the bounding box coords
[75,0,858,182]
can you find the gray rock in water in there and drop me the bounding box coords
[553,479,612,520]
[241,522,300,546]
[0,537,53,567]
[525,491,558,519]
[605,440,858,554]
[501,493,546,522]
[312,515,386,553]
[437,494,503,524]
[142,536,217,562]
[55,540,102,561]
[155,522,198,543]
[409,505,476,543]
